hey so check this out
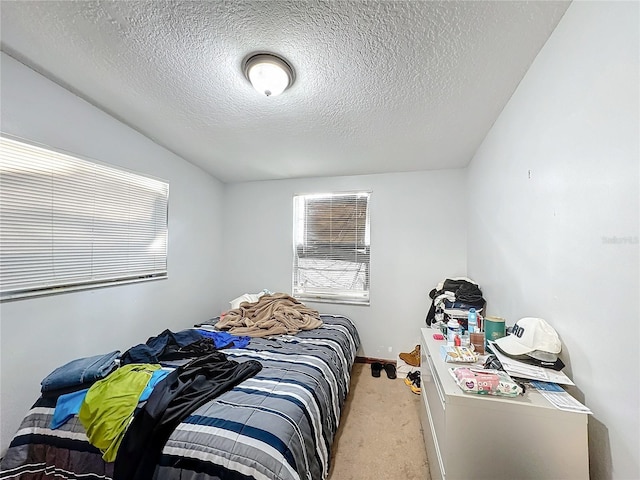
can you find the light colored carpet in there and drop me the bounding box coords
[328,363,431,480]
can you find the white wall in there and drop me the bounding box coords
[0,53,226,452]
[467,2,639,479]
[220,170,467,359]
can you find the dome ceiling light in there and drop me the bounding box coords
[242,53,295,97]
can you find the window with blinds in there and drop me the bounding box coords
[0,135,169,301]
[292,191,371,305]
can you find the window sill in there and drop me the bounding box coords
[294,295,370,307]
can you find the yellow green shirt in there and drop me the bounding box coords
[79,363,161,462]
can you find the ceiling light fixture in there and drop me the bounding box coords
[242,53,295,97]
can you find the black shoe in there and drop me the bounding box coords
[404,371,419,386]
[410,375,421,395]
[384,363,397,379]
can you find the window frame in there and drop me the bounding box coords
[292,191,371,306]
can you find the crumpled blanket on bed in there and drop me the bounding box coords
[216,293,323,337]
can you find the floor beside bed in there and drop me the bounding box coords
[328,363,431,480]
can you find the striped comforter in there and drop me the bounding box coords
[0,314,360,480]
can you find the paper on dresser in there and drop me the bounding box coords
[488,341,575,386]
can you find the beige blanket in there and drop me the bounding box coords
[216,293,323,337]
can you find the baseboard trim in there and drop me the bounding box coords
[355,356,396,366]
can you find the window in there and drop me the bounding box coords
[292,191,370,305]
[0,135,169,301]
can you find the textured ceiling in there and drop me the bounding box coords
[0,1,570,183]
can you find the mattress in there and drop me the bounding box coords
[0,314,360,480]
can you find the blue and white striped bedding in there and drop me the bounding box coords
[0,314,360,480]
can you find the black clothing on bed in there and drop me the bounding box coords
[113,351,262,480]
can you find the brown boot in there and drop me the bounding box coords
[399,345,420,367]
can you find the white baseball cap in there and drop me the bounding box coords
[493,317,561,356]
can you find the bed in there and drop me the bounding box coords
[0,313,360,480]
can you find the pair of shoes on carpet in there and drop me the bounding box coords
[371,362,397,379]
[399,345,421,367]
[404,371,421,395]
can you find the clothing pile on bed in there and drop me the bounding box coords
[34,327,262,480]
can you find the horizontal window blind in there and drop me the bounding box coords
[292,191,370,305]
[0,136,169,300]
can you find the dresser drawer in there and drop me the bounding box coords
[423,350,445,444]
[421,338,446,478]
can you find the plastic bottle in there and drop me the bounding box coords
[447,318,461,346]
[467,308,477,334]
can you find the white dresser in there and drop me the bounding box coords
[419,327,589,480]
